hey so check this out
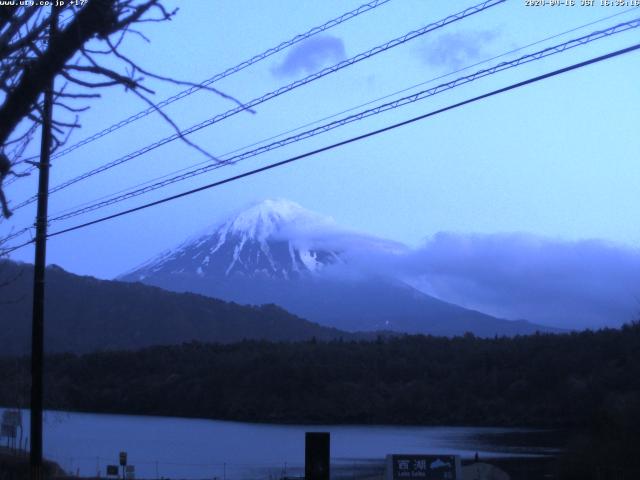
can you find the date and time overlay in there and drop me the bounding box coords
[525,0,640,6]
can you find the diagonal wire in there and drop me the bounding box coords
[11,0,394,171]
[4,41,639,255]
[47,17,640,223]
[0,227,32,248]
[47,6,640,219]
[1,238,33,256]
[38,42,639,241]
[9,0,505,212]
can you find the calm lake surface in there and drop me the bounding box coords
[2,408,557,479]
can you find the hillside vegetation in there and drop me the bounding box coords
[2,325,639,478]
[1,324,639,427]
[0,261,355,355]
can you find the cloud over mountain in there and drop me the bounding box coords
[282,225,640,329]
[121,199,639,331]
[120,200,556,336]
[401,233,640,329]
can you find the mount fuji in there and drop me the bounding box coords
[120,199,553,336]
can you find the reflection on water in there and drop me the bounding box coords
[2,408,556,479]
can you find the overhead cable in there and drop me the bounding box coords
[36,43,639,242]
[11,0,395,175]
[9,0,505,213]
[49,6,639,218]
[47,18,640,222]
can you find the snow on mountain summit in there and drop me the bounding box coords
[123,199,343,281]
[119,200,557,338]
[219,198,335,242]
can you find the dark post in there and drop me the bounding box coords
[119,452,127,480]
[30,6,57,480]
[305,432,330,480]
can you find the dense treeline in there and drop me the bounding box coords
[2,325,640,478]
[1,324,639,427]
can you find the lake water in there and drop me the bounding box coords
[1,408,556,479]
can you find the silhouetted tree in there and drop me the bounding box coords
[1,1,175,151]
[0,0,247,220]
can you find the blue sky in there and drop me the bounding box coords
[3,0,640,286]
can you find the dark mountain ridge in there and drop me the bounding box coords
[0,260,357,355]
[121,199,559,337]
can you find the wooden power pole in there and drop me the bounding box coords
[30,6,57,480]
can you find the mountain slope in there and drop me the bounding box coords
[121,199,556,337]
[0,260,355,355]
[124,199,354,281]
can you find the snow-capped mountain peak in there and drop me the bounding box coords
[119,200,557,338]
[219,198,334,242]
[123,199,342,281]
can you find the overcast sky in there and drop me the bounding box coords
[3,0,640,295]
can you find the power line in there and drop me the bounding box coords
[32,42,637,243]
[1,237,33,255]
[3,9,636,244]
[47,6,638,220]
[7,6,636,198]
[0,227,32,247]
[5,42,637,254]
[9,0,505,213]
[10,0,394,176]
[47,17,640,223]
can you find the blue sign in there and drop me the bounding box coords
[386,455,460,480]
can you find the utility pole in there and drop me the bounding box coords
[30,6,57,480]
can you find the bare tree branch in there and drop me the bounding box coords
[0,0,252,221]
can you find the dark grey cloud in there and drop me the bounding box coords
[277,219,640,329]
[271,35,346,78]
[419,29,499,70]
[402,233,640,329]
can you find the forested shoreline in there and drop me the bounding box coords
[2,325,640,478]
[1,324,638,427]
